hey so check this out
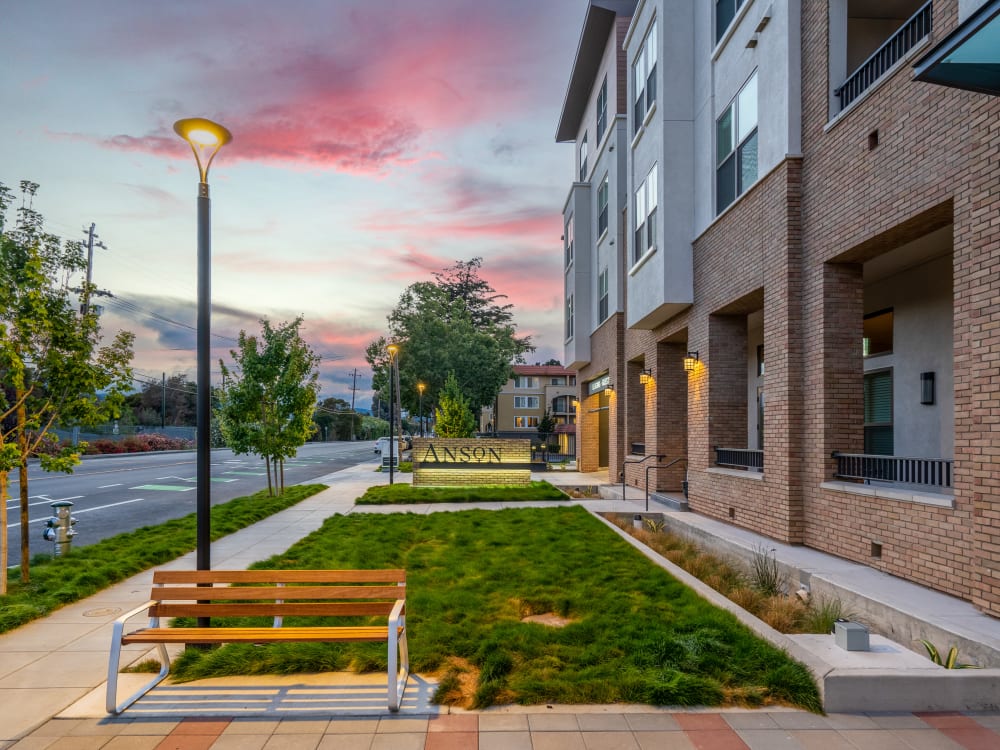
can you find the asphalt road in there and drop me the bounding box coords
[4,440,377,569]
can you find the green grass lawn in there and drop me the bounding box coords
[0,484,325,633]
[170,506,821,712]
[356,481,567,504]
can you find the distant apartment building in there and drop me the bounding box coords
[558,0,1000,616]
[480,365,577,453]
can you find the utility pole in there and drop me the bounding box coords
[161,372,166,430]
[348,368,358,440]
[81,223,107,316]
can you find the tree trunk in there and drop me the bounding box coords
[0,471,8,595]
[265,456,273,497]
[17,398,30,583]
[279,459,285,495]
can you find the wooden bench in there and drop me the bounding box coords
[107,569,408,714]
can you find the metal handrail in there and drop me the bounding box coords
[715,447,763,470]
[622,454,664,503]
[835,0,932,110]
[646,457,687,511]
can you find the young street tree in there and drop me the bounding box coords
[365,258,533,423]
[0,181,134,592]
[217,317,320,496]
[434,372,476,438]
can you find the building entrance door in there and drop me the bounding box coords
[599,392,609,468]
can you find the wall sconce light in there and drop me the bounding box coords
[639,368,653,385]
[571,398,580,409]
[683,351,699,372]
[603,384,614,396]
[920,371,935,405]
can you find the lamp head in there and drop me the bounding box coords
[174,117,233,184]
[418,382,426,394]
[683,351,700,372]
[639,368,653,385]
[387,343,400,359]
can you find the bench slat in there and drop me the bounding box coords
[122,625,395,644]
[152,570,405,584]
[146,585,405,601]
[149,602,398,618]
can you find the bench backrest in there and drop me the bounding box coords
[147,569,406,620]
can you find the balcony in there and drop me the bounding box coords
[832,452,952,490]
[835,0,932,111]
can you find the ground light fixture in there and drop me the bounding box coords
[683,351,700,372]
[173,117,231,582]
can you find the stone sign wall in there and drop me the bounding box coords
[411,437,531,486]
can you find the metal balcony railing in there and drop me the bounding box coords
[832,452,953,489]
[715,447,763,471]
[835,1,932,110]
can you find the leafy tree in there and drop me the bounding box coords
[538,409,556,438]
[313,396,358,441]
[217,317,319,496]
[434,372,476,438]
[0,181,134,591]
[130,374,197,427]
[366,258,533,422]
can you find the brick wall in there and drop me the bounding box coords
[576,314,626,475]
[412,438,530,486]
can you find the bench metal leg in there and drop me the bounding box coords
[387,623,409,711]
[106,632,170,714]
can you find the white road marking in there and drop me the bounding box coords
[8,498,146,528]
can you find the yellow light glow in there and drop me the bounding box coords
[187,128,220,146]
[683,351,699,372]
[173,117,233,183]
[387,343,400,357]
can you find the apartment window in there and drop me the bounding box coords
[565,294,574,340]
[597,176,609,237]
[716,0,746,43]
[632,21,658,134]
[514,416,540,428]
[633,164,658,264]
[864,369,893,455]
[863,308,893,357]
[564,217,574,268]
[569,375,576,386]
[550,377,566,386]
[716,71,758,214]
[579,133,589,182]
[514,396,540,409]
[596,76,608,143]
[514,376,538,389]
[598,267,609,322]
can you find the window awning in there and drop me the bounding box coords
[913,0,1000,95]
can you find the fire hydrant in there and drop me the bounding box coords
[42,500,77,556]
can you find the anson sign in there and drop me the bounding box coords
[411,438,531,487]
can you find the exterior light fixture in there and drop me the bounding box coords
[639,368,653,385]
[603,384,614,396]
[683,351,700,372]
[173,117,231,582]
[571,398,580,409]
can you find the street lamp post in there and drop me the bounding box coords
[418,382,425,437]
[387,343,399,485]
[174,117,232,579]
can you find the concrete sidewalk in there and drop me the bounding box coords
[3,462,1000,748]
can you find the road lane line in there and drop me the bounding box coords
[98,483,123,488]
[8,498,145,528]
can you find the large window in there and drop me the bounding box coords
[514,376,538,389]
[514,396,540,409]
[598,267,609,322]
[632,21,658,135]
[597,176,609,237]
[564,217,574,268]
[514,416,540,428]
[596,76,608,144]
[565,294,574,340]
[633,164,658,264]
[579,132,589,182]
[716,71,758,214]
[716,0,746,43]
[864,369,893,455]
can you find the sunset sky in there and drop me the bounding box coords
[0,0,581,408]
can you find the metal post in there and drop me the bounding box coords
[388,359,395,485]
[196,183,211,575]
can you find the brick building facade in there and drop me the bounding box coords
[558,0,1000,615]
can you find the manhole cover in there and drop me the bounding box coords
[83,607,121,617]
